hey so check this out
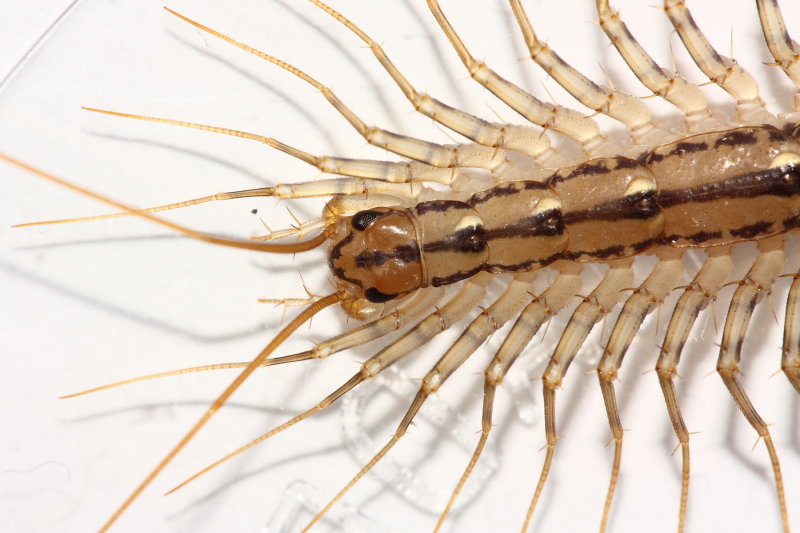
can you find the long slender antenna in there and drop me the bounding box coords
[2,152,348,529]
[3,153,329,253]
[60,352,314,399]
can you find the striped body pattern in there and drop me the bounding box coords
[3,1,800,533]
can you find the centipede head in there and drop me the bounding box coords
[327,206,423,319]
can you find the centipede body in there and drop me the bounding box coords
[3,1,800,532]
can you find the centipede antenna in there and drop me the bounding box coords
[13,187,275,227]
[59,352,315,399]
[96,291,342,532]
[8,1,800,530]
[3,153,330,254]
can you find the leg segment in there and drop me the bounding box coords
[663,0,768,121]
[304,273,539,531]
[85,107,462,185]
[596,0,713,131]
[426,0,603,150]
[305,287,445,360]
[656,247,733,533]
[756,0,800,110]
[434,263,584,531]
[783,271,800,393]
[717,237,789,533]
[525,258,634,531]
[509,0,657,142]
[170,275,491,493]
[596,250,685,532]
[167,9,510,172]
[310,0,554,161]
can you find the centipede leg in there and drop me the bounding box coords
[168,275,491,493]
[596,0,713,131]
[310,0,553,162]
[167,9,510,173]
[508,0,657,143]
[756,0,800,111]
[783,271,800,394]
[304,273,539,531]
[717,237,789,533]
[85,106,465,186]
[596,250,685,532]
[426,0,603,150]
[434,263,583,532]
[657,247,734,533]
[524,258,634,532]
[663,0,768,121]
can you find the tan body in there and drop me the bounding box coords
[329,126,800,303]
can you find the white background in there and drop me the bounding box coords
[2,1,799,533]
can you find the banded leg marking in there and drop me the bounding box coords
[596,250,685,532]
[84,107,463,186]
[596,0,713,131]
[426,0,603,150]
[304,273,540,532]
[717,237,789,533]
[167,9,510,172]
[756,0,800,110]
[663,0,767,120]
[656,247,734,533]
[525,258,634,532]
[434,263,584,532]
[169,274,492,494]
[310,0,554,162]
[61,287,447,398]
[509,0,656,142]
[783,270,800,394]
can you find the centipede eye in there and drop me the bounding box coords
[351,210,384,231]
[364,287,397,303]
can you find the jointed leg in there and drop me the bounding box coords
[596,0,713,131]
[595,251,684,531]
[656,247,733,533]
[169,275,492,493]
[85,107,463,185]
[782,271,800,393]
[166,9,510,172]
[62,286,448,398]
[509,0,657,143]
[303,273,539,531]
[310,0,554,161]
[434,263,583,531]
[717,237,789,533]
[663,0,768,121]
[525,258,634,531]
[426,0,603,150]
[756,0,800,110]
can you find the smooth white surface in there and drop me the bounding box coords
[2,1,799,533]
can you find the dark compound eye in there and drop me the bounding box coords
[365,287,397,303]
[351,210,384,231]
